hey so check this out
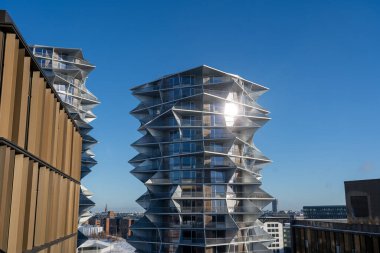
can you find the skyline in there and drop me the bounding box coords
[2,0,380,212]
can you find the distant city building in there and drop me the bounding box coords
[272,199,278,213]
[292,179,380,252]
[303,205,347,219]
[129,65,273,252]
[282,223,291,253]
[260,213,293,253]
[345,178,380,225]
[88,211,137,238]
[263,222,284,252]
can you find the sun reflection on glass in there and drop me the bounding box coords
[224,102,238,126]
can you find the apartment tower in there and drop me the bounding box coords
[30,45,99,230]
[0,11,82,252]
[129,65,273,253]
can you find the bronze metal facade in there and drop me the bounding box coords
[345,179,380,225]
[293,179,380,253]
[0,11,82,253]
[292,220,380,253]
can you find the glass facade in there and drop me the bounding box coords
[303,205,347,219]
[130,65,273,253]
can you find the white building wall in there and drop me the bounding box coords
[263,222,284,253]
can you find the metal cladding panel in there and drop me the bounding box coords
[0,12,82,252]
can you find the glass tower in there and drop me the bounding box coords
[129,65,273,253]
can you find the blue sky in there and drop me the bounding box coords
[2,0,380,211]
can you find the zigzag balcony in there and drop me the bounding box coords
[144,206,263,215]
[205,234,273,246]
[144,176,262,185]
[129,66,272,253]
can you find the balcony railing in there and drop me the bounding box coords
[203,76,232,85]
[133,85,160,94]
[53,55,92,66]
[181,119,203,127]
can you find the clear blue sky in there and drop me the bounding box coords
[2,0,380,212]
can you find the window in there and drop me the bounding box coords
[166,117,177,126]
[209,102,223,112]
[351,196,369,218]
[182,128,201,140]
[168,76,180,87]
[55,84,66,92]
[34,47,52,57]
[209,76,224,83]
[148,106,160,116]
[181,76,194,85]
[38,58,51,68]
[212,185,225,197]
[66,95,73,105]
[182,156,195,168]
[182,115,197,126]
[211,156,224,167]
[181,101,195,110]
[170,171,180,183]
[211,214,225,224]
[58,62,67,69]
[182,142,196,153]
[168,143,180,155]
[182,171,196,182]
[68,85,74,95]
[211,171,225,183]
[169,157,180,168]
[182,88,194,97]
[210,128,224,138]
[210,115,224,126]
[169,130,179,140]
[209,200,225,213]
[209,142,224,153]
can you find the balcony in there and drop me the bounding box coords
[180,119,203,127]
[53,54,93,67]
[203,76,233,85]
[133,85,160,94]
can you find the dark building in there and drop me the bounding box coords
[292,219,380,253]
[292,179,380,253]
[283,223,291,253]
[120,218,135,238]
[303,205,347,219]
[345,178,380,225]
[272,199,278,213]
